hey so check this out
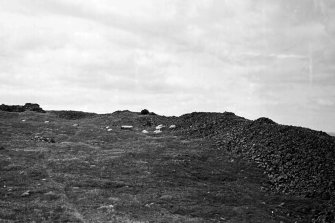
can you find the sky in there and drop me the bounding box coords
[0,0,335,132]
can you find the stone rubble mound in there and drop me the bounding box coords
[0,103,45,113]
[174,112,335,205]
[81,108,335,206]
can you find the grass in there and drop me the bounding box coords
[0,111,328,222]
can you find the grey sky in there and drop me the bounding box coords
[0,0,334,132]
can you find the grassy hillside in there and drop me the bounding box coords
[0,110,334,222]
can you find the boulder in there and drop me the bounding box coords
[140,109,150,115]
[142,130,149,134]
[252,117,277,125]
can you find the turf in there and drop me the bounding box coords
[0,111,329,222]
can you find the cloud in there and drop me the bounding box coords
[0,0,334,131]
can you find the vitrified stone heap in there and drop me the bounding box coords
[174,112,335,202]
[0,103,45,113]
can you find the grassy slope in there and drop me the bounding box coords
[0,111,325,222]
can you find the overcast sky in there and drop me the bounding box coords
[0,0,334,132]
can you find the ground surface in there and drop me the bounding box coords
[0,111,332,222]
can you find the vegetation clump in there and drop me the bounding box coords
[52,110,96,120]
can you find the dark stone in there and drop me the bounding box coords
[253,117,277,125]
[143,120,152,127]
[140,109,150,115]
[31,136,56,143]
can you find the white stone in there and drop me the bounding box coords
[107,128,113,131]
[156,124,165,130]
[121,125,133,130]
[142,130,149,134]
[169,125,176,129]
[21,119,26,122]
[154,130,162,134]
[98,204,114,210]
[44,121,49,123]
[21,190,30,197]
